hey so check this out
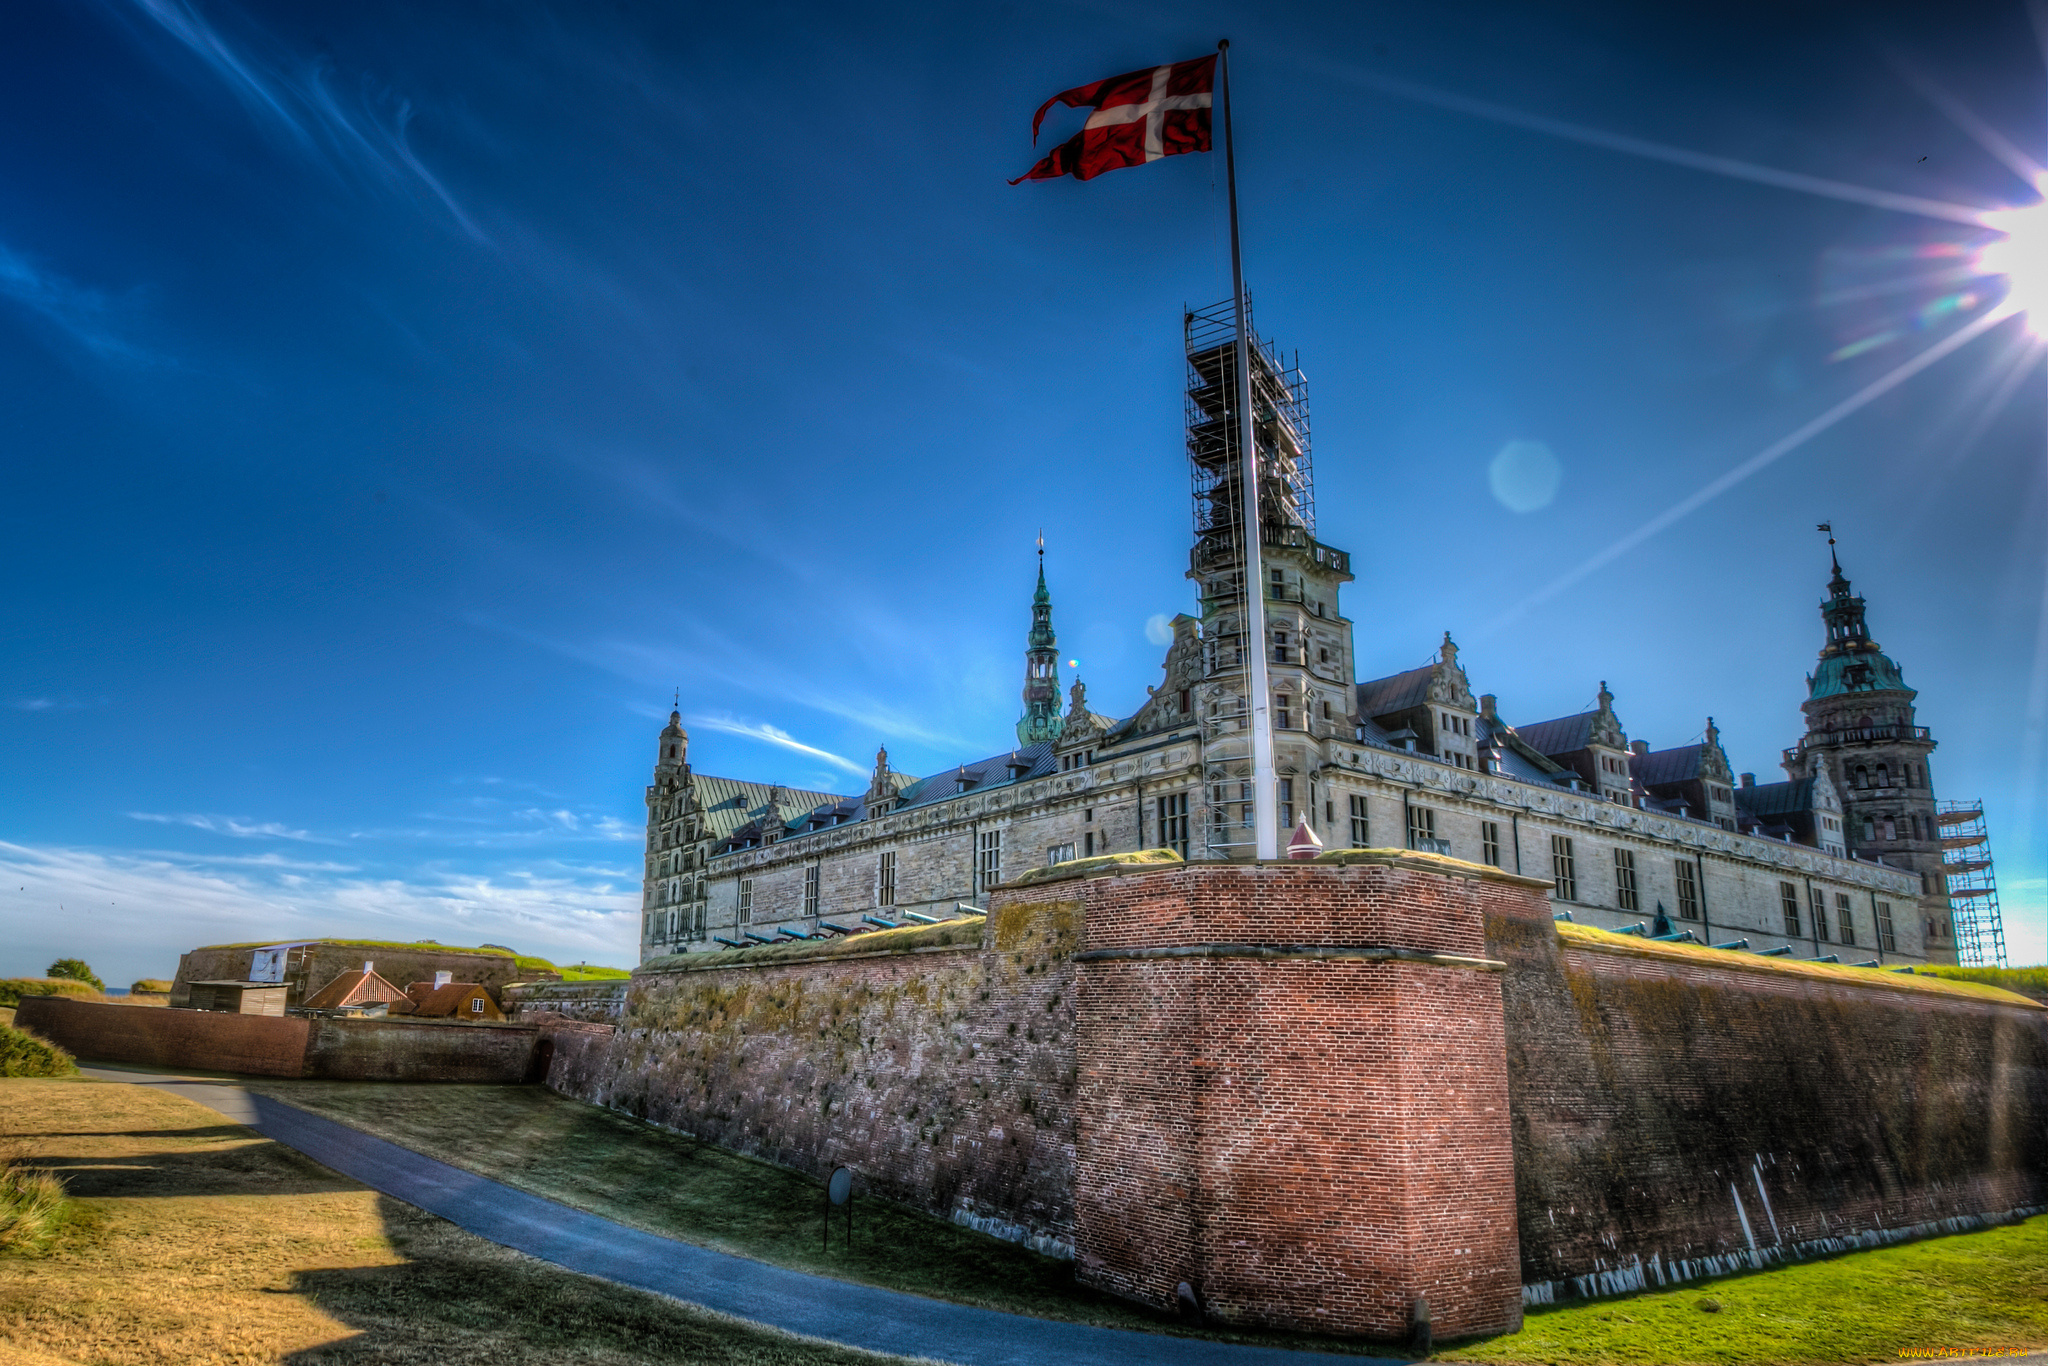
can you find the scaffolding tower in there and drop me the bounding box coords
[1184,297,1312,859]
[1937,800,2008,967]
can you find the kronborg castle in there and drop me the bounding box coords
[638,307,1952,969]
[546,305,2040,1343]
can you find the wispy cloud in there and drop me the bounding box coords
[688,716,867,778]
[117,0,486,241]
[0,839,640,976]
[126,811,320,842]
[0,240,150,362]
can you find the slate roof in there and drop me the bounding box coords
[1511,711,1599,758]
[689,774,847,841]
[1734,778,1813,819]
[300,967,408,1011]
[1355,666,1434,719]
[1476,717,1573,784]
[1631,744,1703,789]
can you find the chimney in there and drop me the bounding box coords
[1479,694,1498,721]
[363,960,374,974]
[1740,773,1756,788]
[434,970,453,988]
[1629,740,1649,757]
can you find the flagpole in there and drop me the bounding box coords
[1217,39,1278,861]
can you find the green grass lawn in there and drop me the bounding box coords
[1,1077,925,1366]
[243,1078,1384,1355]
[1440,1214,2048,1364]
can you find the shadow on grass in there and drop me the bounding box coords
[281,1194,917,1366]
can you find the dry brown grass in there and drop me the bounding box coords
[0,1080,915,1365]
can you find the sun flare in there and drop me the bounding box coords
[1977,192,2048,333]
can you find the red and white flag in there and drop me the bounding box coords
[1010,55,1216,183]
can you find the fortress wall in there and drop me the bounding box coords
[505,980,628,1024]
[1493,908,2048,1298]
[302,1016,538,1082]
[1064,854,1530,1342]
[544,912,1081,1253]
[17,996,312,1076]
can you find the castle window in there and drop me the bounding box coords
[1863,818,1876,842]
[1179,688,1191,714]
[1876,764,1890,788]
[1810,885,1829,942]
[1550,836,1576,901]
[804,865,820,918]
[1881,817,1897,841]
[1157,793,1190,858]
[1084,831,1095,856]
[1319,647,1330,664]
[1780,881,1801,937]
[1349,794,1370,847]
[1835,892,1855,946]
[1875,899,1897,952]
[1408,805,1437,851]
[1273,629,1291,664]
[1481,820,1501,868]
[1047,843,1076,866]
[738,879,753,925]
[1277,778,1295,831]
[1275,695,1292,729]
[1613,848,1638,912]
[878,851,896,906]
[1854,765,1869,788]
[1322,699,1331,720]
[1675,860,1700,920]
[976,830,1003,889]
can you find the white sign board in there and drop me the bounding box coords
[249,948,287,984]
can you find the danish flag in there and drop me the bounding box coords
[1010,55,1216,183]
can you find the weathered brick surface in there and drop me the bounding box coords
[17,996,311,1077]
[303,1016,538,1082]
[547,904,1081,1250]
[16,996,541,1082]
[1490,892,2048,1292]
[1063,860,1527,1340]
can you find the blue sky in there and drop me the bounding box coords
[3,0,2045,983]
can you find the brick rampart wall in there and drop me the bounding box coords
[1060,854,1528,1341]
[545,907,1080,1253]
[1491,898,2048,1298]
[16,996,540,1082]
[17,996,311,1076]
[303,1016,538,1082]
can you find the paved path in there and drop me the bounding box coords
[83,1067,1395,1366]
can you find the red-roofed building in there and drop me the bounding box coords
[403,977,504,1021]
[299,962,411,1016]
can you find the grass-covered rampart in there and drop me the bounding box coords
[0,979,100,1009]
[1556,921,2045,1008]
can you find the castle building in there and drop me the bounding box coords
[638,306,1944,966]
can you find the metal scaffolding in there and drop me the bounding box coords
[1937,799,2008,967]
[1184,297,1312,859]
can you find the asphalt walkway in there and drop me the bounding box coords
[83,1067,1396,1366]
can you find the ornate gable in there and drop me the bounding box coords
[1425,633,1477,710]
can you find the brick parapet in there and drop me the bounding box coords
[1047,856,1529,1342]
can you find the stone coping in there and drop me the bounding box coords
[1001,844,1553,892]
[1074,943,1506,972]
[640,943,982,975]
[1557,921,2046,1009]
[638,916,986,974]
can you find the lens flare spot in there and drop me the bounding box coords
[1144,614,1174,645]
[1489,440,1563,513]
[1976,195,2048,334]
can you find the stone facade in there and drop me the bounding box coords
[638,329,1949,969]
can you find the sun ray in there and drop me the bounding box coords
[1480,305,2019,634]
[1882,49,2047,189]
[1311,59,1993,226]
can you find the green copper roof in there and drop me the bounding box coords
[1810,650,1908,699]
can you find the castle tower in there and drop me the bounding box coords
[1182,298,1356,855]
[1016,545,1066,747]
[1782,540,1952,960]
[644,708,704,957]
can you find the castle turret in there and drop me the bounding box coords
[1782,538,1950,960]
[1016,546,1066,747]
